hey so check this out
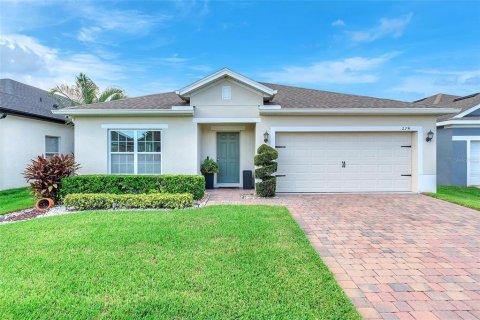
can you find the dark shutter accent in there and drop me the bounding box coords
[401,174,412,177]
[275,146,286,149]
[401,145,412,148]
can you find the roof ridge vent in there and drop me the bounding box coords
[433,94,443,105]
[453,93,479,102]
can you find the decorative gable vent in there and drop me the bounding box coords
[222,86,231,100]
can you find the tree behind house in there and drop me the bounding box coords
[49,73,127,106]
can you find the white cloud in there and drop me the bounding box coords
[260,53,399,85]
[392,69,480,98]
[174,0,210,18]
[76,5,170,43]
[152,55,212,73]
[332,19,345,27]
[0,34,125,91]
[189,65,212,72]
[159,55,191,64]
[348,13,413,43]
[77,26,103,43]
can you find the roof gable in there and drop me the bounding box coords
[176,68,277,102]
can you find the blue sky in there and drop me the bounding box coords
[1,0,479,101]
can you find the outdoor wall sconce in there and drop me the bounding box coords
[263,131,269,143]
[426,130,434,142]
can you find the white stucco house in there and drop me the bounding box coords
[54,68,458,193]
[0,79,74,190]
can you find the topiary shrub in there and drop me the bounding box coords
[254,144,278,197]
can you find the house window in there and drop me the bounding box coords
[109,130,161,174]
[222,86,231,100]
[45,136,59,158]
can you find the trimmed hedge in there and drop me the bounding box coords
[63,193,194,211]
[60,175,205,200]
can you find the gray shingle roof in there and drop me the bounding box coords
[413,93,460,106]
[0,79,68,122]
[64,91,187,110]
[414,92,480,121]
[261,83,436,109]
[61,82,447,111]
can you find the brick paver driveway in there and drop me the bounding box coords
[207,190,480,320]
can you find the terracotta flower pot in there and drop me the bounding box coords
[35,198,54,211]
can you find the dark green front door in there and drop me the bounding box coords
[217,132,240,183]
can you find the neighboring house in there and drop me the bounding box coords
[0,79,74,190]
[414,93,480,186]
[54,68,457,193]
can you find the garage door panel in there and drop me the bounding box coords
[276,132,412,192]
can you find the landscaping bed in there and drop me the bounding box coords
[426,185,480,211]
[0,205,360,319]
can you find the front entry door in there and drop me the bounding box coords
[217,132,240,184]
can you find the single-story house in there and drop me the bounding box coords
[54,68,458,193]
[414,93,480,186]
[0,79,74,190]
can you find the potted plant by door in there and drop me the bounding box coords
[201,157,219,190]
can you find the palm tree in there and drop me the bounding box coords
[49,73,127,106]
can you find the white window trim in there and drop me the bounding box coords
[45,135,61,157]
[452,136,480,186]
[268,126,435,193]
[108,129,163,175]
[102,124,168,129]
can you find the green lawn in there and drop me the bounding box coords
[0,205,359,319]
[427,185,480,211]
[0,187,36,215]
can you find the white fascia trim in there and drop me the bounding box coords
[452,136,480,141]
[193,117,261,123]
[437,120,480,127]
[101,124,169,129]
[258,105,282,110]
[453,103,480,118]
[269,126,425,191]
[52,109,194,116]
[260,108,459,115]
[172,105,194,111]
[177,68,276,98]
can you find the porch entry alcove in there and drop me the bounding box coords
[198,123,256,188]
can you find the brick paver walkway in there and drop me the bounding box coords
[207,189,480,320]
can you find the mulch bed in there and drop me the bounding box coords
[0,208,46,223]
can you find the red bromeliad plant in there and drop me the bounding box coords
[23,154,80,201]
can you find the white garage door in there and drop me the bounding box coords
[470,141,480,186]
[275,132,413,192]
